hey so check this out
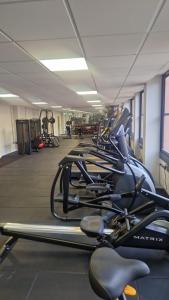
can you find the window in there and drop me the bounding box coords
[161,72,169,161]
[130,98,134,135]
[139,91,144,144]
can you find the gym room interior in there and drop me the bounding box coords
[0,1,169,300]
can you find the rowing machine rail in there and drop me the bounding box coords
[0,223,113,263]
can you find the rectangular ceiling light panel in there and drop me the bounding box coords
[32,102,48,105]
[51,106,62,108]
[40,58,88,71]
[77,90,97,95]
[0,94,18,98]
[87,100,101,103]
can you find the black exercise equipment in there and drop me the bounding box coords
[2,170,169,270]
[40,109,60,147]
[16,119,44,154]
[50,170,169,252]
[30,118,43,151]
[16,120,31,154]
[50,154,125,221]
[89,247,150,300]
[1,192,169,265]
[68,109,155,196]
[50,141,155,221]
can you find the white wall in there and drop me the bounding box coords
[0,102,17,157]
[0,102,42,157]
[53,112,64,135]
[0,102,63,158]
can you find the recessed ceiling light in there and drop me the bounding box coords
[0,94,18,98]
[77,91,97,95]
[92,104,103,107]
[40,58,88,71]
[32,102,48,105]
[87,100,101,103]
[51,106,62,108]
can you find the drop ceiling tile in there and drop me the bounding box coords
[141,32,169,54]
[0,42,32,62]
[126,74,153,85]
[0,97,28,106]
[99,88,119,98]
[0,0,75,41]
[0,32,10,42]
[90,62,130,78]
[0,74,54,99]
[0,87,9,93]
[0,75,37,91]
[32,80,73,95]
[93,67,129,78]
[119,89,135,96]
[0,66,9,73]
[67,83,95,92]
[119,93,135,99]
[56,71,95,90]
[120,86,143,95]
[94,73,125,89]
[134,53,169,68]
[69,0,159,35]
[0,0,26,2]
[0,61,46,73]
[152,1,169,32]
[83,34,143,57]
[89,55,135,69]
[116,97,130,103]
[19,39,82,60]
[129,66,159,77]
[17,72,56,81]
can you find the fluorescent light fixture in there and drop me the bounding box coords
[0,93,18,98]
[92,104,103,107]
[62,108,71,110]
[32,102,48,105]
[51,106,62,108]
[87,100,101,103]
[40,58,88,71]
[77,91,97,95]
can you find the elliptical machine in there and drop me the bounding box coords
[50,120,155,221]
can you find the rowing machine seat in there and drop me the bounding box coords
[80,216,104,237]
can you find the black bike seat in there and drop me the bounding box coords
[89,247,150,300]
[80,216,104,238]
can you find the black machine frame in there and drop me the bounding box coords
[40,109,60,148]
[1,177,169,264]
[50,154,125,221]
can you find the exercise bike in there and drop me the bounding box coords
[89,247,150,300]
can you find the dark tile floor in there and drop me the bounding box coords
[0,139,168,299]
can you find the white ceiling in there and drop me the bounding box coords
[0,0,168,110]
